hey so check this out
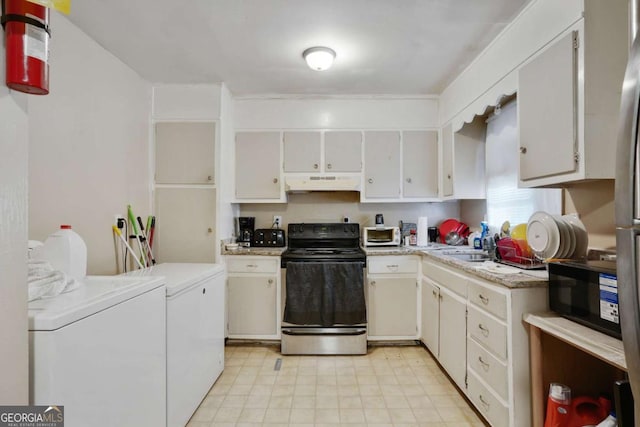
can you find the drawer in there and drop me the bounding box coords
[468,305,507,360]
[368,256,418,274]
[422,259,467,297]
[467,370,509,427]
[467,337,508,400]
[226,257,279,273]
[468,279,507,320]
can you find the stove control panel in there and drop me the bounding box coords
[288,223,360,239]
[252,229,285,247]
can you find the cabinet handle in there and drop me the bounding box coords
[313,163,318,169]
[447,174,451,179]
[406,177,412,183]
[478,294,489,305]
[368,178,373,184]
[370,280,376,286]
[432,290,437,297]
[273,178,278,184]
[202,288,206,294]
[386,264,399,270]
[207,227,213,233]
[520,146,527,154]
[207,175,213,181]
[246,264,258,268]
[478,323,490,337]
[327,163,332,170]
[479,394,491,411]
[478,356,490,371]
[439,294,443,301]
[267,279,273,286]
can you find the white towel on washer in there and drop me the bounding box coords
[28,259,80,301]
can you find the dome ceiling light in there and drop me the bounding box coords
[302,46,336,71]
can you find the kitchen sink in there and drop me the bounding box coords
[444,252,492,262]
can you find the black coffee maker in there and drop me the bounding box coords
[237,217,255,247]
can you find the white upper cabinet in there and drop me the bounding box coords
[519,32,577,182]
[518,1,627,187]
[283,131,322,173]
[441,124,454,198]
[403,130,439,199]
[363,131,402,199]
[324,131,362,172]
[155,122,215,184]
[283,131,362,174]
[234,132,283,201]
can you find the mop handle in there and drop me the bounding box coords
[128,205,147,266]
[112,226,144,269]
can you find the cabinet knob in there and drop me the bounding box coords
[478,294,489,305]
[406,178,412,183]
[273,178,278,184]
[368,178,373,184]
[478,356,490,371]
[370,280,376,286]
[207,227,213,233]
[447,174,451,180]
[313,163,318,169]
[267,279,273,285]
[520,146,527,154]
[478,323,489,337]
[327,163,332,170]
[202,288,206,294]
[207,175,213,181]
[432,290,437,297]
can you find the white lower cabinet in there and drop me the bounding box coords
[366,256,419,340]
[225,256,280,339]
[438,285,467,390]
[421,257,547,427]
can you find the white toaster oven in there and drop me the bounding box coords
[363,227,401,247]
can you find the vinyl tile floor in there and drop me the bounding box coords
[187,344,487,427]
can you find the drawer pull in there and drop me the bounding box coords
[478,323,490,337]
[478,294,489,305]
[479,394,491,411]
[478,356,490,371]
[246,264,258,268]
[386,264,399,271]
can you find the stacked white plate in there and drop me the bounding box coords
[526,212,588,260]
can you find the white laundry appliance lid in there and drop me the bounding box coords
[121,263,225,297]
[28,276,165,331]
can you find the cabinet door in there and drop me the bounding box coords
[421,278,439,357]
[519,31,577,181]
[439,286,467,389]
[403,130,438,198]
[367,277,417,337]
[325,131,362,172]
[283,131,321,172]
[441,124,454,197]
[235,132,281,199]
[364,131,401,198]
[155,122,215,184]
[228,276,277,336]
[154,187,216,263]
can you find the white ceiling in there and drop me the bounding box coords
[67,0,531,96]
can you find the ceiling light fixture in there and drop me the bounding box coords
[302,46,336,71]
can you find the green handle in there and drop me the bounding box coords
[128,205,139,235]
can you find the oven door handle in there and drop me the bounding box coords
[281,327,367,336]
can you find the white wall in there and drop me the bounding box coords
[0,47,29,402]
[439,0,583,127]
[28,13,152,275]
[234,96,439,130]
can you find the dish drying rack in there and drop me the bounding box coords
[495,245,546,270]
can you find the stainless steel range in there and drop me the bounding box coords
[280,223,367,355]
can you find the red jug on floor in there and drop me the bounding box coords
[544,383,611,427]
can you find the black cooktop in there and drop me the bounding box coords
[281,223,366,267]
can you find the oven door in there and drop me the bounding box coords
[281,260,367,355]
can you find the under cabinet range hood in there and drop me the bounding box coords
[284,175,361,192]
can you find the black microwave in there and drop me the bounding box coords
[548,260,621,339]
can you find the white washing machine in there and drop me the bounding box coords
[123,263,226,427]
[29,276,166,427]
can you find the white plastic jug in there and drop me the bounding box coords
[42,225,87,280]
